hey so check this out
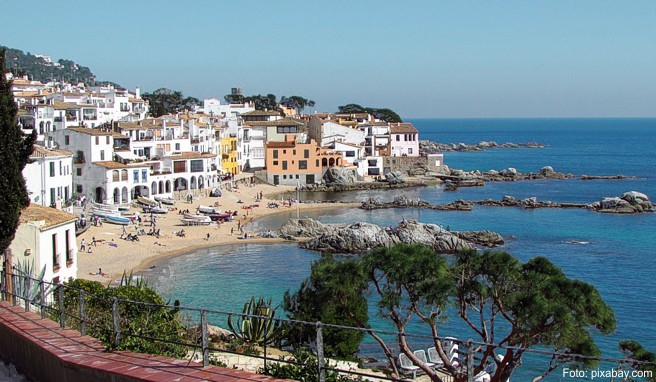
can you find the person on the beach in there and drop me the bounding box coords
[231,227,234,236]
[80,239,86,252]
[92,236,97,246]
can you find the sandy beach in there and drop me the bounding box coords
[76,182,358,281]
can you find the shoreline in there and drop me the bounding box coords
[76,183,357,282]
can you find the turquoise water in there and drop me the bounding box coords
[150,119,656,381]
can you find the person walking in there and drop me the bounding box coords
[80,238,86,252]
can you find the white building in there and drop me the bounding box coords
[23,146,74,210]
[389,123,420,157]
[307,116,366,147]
[9,204,78,284]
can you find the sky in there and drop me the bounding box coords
[2,0,655,118]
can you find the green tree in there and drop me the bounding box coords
[337,104,402,123]
[142,88,199,117]
[244,93,280,112]
[296,244,617,382]
[280,95,315,114]
[283,255,369,360]
[619,340,656,382]
[0,49,36,254]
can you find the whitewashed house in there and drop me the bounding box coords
[389,123,420,157]
[9,204,78,283]
[23,146,74,210]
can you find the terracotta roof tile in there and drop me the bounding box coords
[389,123,418,134]
[30,145,73,158]
[19,204,77,229]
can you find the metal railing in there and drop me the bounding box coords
[1,271,654,382]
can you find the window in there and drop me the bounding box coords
[304,149,309,158]
[296,174,299,179]
[282,161,288,170]
[106,136,110,144]
[59,161,62,175]
[316,159,319,167]
[299,160,307,170]
[175,143,180,150]
[346,151,355,157]
[133,170,139,182]
[52,233,59,270]
[277,126,298,134]
[273,161,279,166]
[293,150,296,155]
[173,161,186,173]
[190,160,203,172]
[95,136,99,145]
[273,150,278,159]
[100,150,105,160]
[141,169,147,183]
[64,135,69,145]
[283,175,287,179]
[76,184,83,193]
[49,162,55,177]
[50,188,55,203]
[283,150,287,154]
[65,230,72,264]
[76,168,82,176]
[408,148,413,154]
[396,135,400,141]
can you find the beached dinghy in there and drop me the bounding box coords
[137,196,158,206]
[183,214,212,223]
[105,215,132,225]
[154,196,176,205]
[197,205,221,214]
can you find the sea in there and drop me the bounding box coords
[148,118,656,381]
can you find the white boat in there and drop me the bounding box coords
[180,218,211,226]
[142,206,169,214]
[183,214,212,223]
[105,215,132,225]
[154,196,175,205]
[197,205,220,214]
[136,196,158,206]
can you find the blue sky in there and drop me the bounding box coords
[2,1,655,118]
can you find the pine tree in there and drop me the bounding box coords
[0,49,36,254]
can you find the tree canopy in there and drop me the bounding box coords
[142,88,200,117]
[288,244,616,382]
[0,49,36,254]
[337,103,402,123]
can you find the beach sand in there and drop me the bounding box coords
[77,182,358,281]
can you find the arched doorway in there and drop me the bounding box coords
[166,180,171,193]
[131,185,149,199]
[151,181,158,195]
[121,187,128,203]
[329,158,335,166]
[113,188,120,204]
[159,181,164,194]
[95,187,105,203]
[322,158,328,167]
[174,178,187,191]
[190,176,197,190]
[198,175,204,189]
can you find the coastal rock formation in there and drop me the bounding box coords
[323,167,358,185]
[360,195,473,211]
[385,171,405,184]
[298,179,430,192]
[420,140,544,153]
[453,231,505,247]
[589,191,654,214]
[436,166,574,188]
[277,218,499,254]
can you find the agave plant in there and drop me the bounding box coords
[228,296,281,345]
[13,259,54,306]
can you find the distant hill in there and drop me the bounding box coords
[1,45,116,86]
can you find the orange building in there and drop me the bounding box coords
[265,135,344,185]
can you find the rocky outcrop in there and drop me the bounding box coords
[323,167,358,185]
[589,191,654,214]
[436,166,574,189]
[580,175,637,180]
[360,195,473,211]
[420,140,544,153]
[453,231,505,247]
[298,179,433,192]
[277,218,501,254]
[385,171,405,184]
[357,192,654,214]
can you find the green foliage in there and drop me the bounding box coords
[283,255,369,360]
[243,94,281,112]
[60,278,186,358]
[337,104,402,123]
[0,49,36,254]
[620,340,656,382]
[2,46,97,85]
[228,296,281,346]
[12,259,54,304]
[280,95,316,113]
[261,349,370,382]
[142,88,199,117]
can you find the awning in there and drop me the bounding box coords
[115,151,143,161]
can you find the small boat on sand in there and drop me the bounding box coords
[198,205,221,214]
[137,196,158,207]
[183,214,212,223]
[105,215,132,225]
[154,196,175,205]
[207,213,233,222]
[142,206,169,214]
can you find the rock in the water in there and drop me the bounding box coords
[499,168,518,177]
[589,191,654,213]
[453,231,505,247]
[540,166,555,176]
[280,218,486,254]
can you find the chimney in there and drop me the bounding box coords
[135,86,140,99]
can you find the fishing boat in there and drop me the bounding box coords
[136,196,158,207]
[197,205,220,214]
[207,213,233,222]
[142,206,169,214]
[105,215,132,225]
[180,218,212,226]
[154,196,176,205]
[183,214,212,223]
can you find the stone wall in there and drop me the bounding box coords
[383,154,446,175]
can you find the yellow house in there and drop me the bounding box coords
[221,135,238,175]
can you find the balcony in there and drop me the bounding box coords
[74,151,86,164]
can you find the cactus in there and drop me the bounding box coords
[227,296,280,345]
[13,259,53,306]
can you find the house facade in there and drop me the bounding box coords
[23,146,74,210]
